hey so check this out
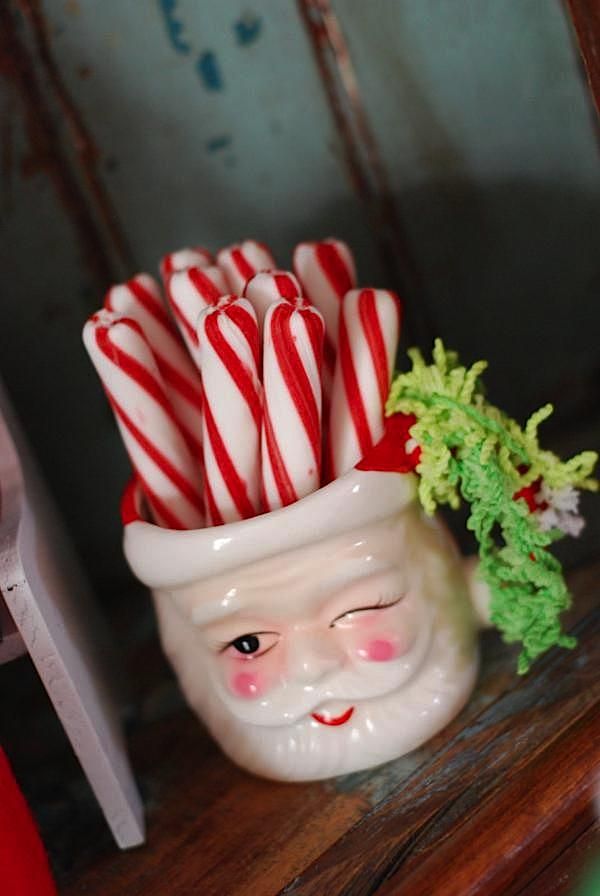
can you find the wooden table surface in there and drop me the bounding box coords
[3,558,599,896]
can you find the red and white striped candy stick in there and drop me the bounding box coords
[167,265,228,355]
[216,240,276,294]
[160,247,215,328]
[330,288,402,478]
[83,310,205,530]
[197,297,262,525]
[293,239,356,355]
[104,274,204,461]
[159,246,213,282]
[243,270,303,329]
[261,300,325,511]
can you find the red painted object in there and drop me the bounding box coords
[312,706,355,726]
[356,412,421,474]
[0,749,57,896]
[514,476,549,513]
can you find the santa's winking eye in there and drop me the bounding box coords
[330,593,405,627]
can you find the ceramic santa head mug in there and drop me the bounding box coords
[122,456,482,782]
[122,344,596,782]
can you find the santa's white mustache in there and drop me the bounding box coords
[217,621,433,727]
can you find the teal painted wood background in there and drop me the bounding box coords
[0,0,598,592]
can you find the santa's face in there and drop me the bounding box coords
[153,506,479,781]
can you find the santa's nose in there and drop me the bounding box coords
[286,632,345,685]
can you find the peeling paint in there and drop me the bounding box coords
[17,0,133,274]
[0,2,121,289]
[234,12,262,47]
[158,0,191,55]
[296,0,433,347]
[566,0,600,124]
[197,50,223,90]
[206,135,233,153]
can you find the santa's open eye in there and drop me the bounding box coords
[224,632,279,658]
[232,634,260,654]
[331,594,404,627]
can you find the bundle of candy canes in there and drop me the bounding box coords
[84,239,402,529]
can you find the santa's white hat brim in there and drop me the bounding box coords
[123,468,417,590]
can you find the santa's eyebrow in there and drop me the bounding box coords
[190,596,243,626]
[325,566,401,599]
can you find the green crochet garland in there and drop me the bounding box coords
[386,339,598,674]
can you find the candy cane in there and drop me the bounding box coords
[243,270,303,329]
[261,300,325,511]
[330,288,402,478]
[159,246,213,282]
[104,273,204,460]
[167,265,228,355]
[293,239,356,356]
[83,310,205,529]
[197,297,262,525]
[216,240,276,294]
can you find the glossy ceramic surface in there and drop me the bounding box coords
[124,469,480,781]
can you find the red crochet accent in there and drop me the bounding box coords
[356,413,421,474]
[513,476,549,513]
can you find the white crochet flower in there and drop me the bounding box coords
[536,483,585,537]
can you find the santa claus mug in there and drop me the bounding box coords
[123,467,486,782]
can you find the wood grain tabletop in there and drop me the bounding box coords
[7,557,588,896]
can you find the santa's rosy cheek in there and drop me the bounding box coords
[357,637,397,662]
[231,671,263,699]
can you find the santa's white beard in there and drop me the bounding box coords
[199,631,479,782]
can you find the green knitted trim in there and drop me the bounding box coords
[386,339,598,674]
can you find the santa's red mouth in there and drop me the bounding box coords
[311,707,354,726]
